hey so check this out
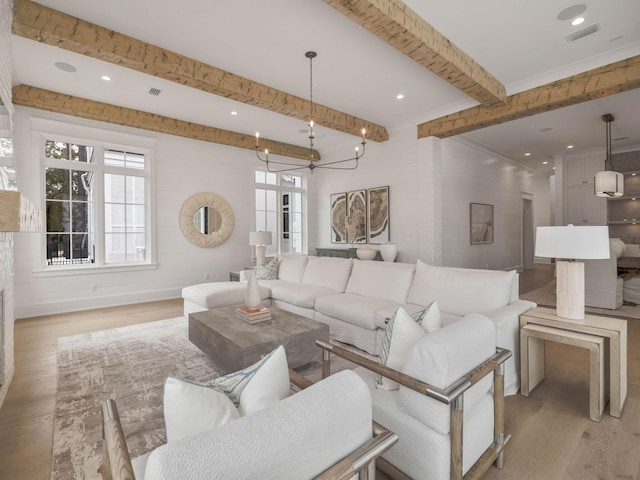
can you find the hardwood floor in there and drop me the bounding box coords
[0,266,638,480]
[0,299,184,480]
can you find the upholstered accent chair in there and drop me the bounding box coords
[316,314,511,480]
[102,369,398,480]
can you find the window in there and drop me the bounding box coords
[41,131,153,270]
[254,170,306,256]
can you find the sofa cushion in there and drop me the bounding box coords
[270,283,336,309]
[163,377,240,443]
[303,256,353,292]
[182,281,270,309]
[315,293,400,330]
[398,313,495,435]
[345,260,416,304]
[406,260,516,316]
[277,255,308,283]
[209,345,290,416]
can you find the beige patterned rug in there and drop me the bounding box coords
[521,280,640,320]
[52,316,358,479]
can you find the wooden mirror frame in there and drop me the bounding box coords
[179,192,234,248]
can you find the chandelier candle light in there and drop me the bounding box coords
[534,225,610,320]
[255,51,366,173]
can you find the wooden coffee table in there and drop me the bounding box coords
[188,305,329,374]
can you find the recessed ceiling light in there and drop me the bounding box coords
[632,173,637,176]
[571,17,585,26]
[542,161,549,165]
[553,167,556,170]
[54,61,77,73]
[396,94,404,100]
[567,145,574,149]
[557,4,587,21]
[101,75,111,81]
[231,111,238,116]
[525,153,531,156]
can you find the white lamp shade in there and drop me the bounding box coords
[535,225,610,260]
[594,170,624,197]
[249,231,272,246]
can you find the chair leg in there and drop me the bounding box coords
[494,363,506,469]
[450,396,464,480]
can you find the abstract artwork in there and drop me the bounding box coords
[470,203,494,244]
[330,192,347,243]
[347,190,367,244]
[367,186,389,244]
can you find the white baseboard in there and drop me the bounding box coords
[15,288,182,319]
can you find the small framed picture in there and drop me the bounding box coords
[470,203,494,244]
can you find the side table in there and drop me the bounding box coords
[520,306,627,418]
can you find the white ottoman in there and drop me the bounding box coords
[182,281,271,315]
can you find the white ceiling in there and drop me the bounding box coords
[10,0,640,174]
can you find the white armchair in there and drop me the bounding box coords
[584,238,625,310]
[317,314,511,480]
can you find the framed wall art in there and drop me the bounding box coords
[330,192,347,243]
[367,186,389,244]
[347,190,367,244]
[470,203,494,244]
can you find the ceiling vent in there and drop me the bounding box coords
[565,23,600,42]
[148,87,162,96]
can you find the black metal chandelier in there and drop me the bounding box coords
[255,51,366,173]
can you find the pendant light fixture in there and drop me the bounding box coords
[255,51,366,173]
[594,114,623,197]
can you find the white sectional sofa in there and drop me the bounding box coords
[182,255,536,395]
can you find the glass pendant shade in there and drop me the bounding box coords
[594,170,624,198]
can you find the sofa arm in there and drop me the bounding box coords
[484,299,536,329]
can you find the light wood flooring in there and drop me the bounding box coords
[0,265,639,480]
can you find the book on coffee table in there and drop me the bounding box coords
[234,306,272,324]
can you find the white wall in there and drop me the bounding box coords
[312,127,534,271]
[13,106,535,317]
[309,126,420,263]
[12,107,273,318]
[439,138,534,271]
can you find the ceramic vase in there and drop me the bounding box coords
[356,246,377,261]
[245,270,261,308]
[379,242,397,262]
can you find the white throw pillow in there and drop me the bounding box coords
[376,302,441,390]
[163,377,240,443]
[412,300,442,333]
[209,345,290,416]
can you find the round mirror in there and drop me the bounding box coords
[194,206,223,234]
[179,192,234,248]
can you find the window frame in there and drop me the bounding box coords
[253,169,307,257]
[32,118,156,275]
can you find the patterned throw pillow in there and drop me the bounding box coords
[209,344,289,416]
[163,345,290,442]
[255,256,278,280]
[376,301,440,391]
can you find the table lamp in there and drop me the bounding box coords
[534,224,610,320]
[249,231,272,263]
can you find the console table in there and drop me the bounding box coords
[520,307,627,419]
[316,248,383,261]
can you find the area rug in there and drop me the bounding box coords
[521,280,640,320]
[51,316,359,480]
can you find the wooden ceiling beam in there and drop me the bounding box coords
[323,0,507,106]
[12,85,318,161]
[12,0,388,142]
[418,55,640,139]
